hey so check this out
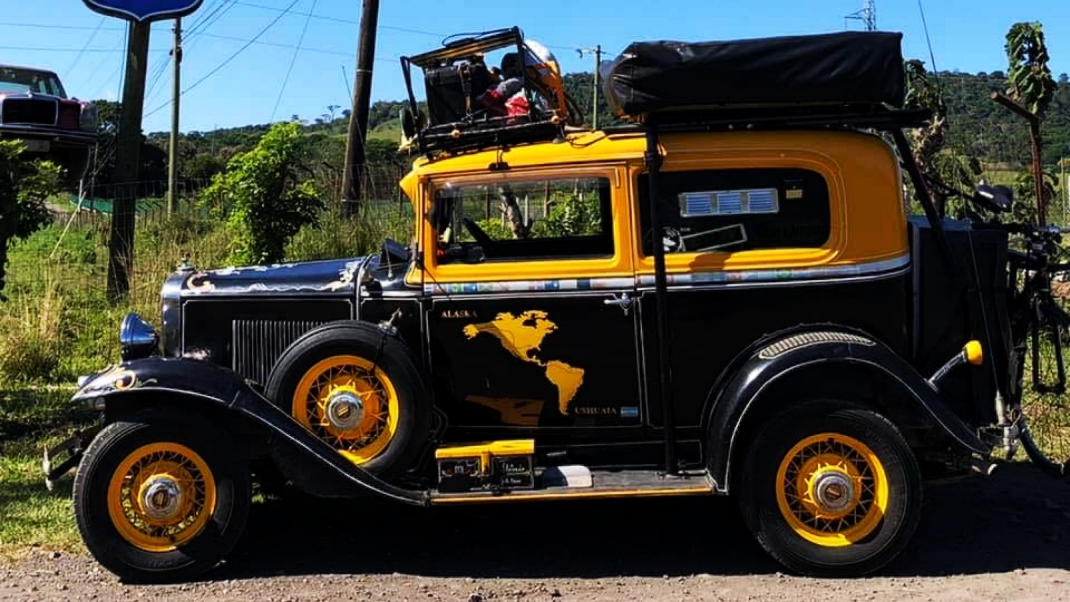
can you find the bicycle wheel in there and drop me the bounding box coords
[1019,299,1070,480]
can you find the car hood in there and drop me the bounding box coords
[0,90,87,105]
[177,256,371,297]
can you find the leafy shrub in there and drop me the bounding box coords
[199,122,324,265]
[0,141,63,297]
[533,191,602,237]
[474,217,515,240]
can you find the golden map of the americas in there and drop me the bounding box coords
[463,311,585,414]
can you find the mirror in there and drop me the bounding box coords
[973,184,1013,213]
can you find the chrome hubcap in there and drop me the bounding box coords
[141,477,182,520]
[811,471,856,513]
[326,392,364,430]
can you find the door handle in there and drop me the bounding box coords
[604,292,633,315]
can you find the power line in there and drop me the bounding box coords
[270,0,317,122]
[143,0,302,119]
[0,20,124,31]
[0,45,170,54]
[66,16,107,76]
[185,0,237,44]
[200,32,351,57]
[184,0,229,38]
[148,0,235,108]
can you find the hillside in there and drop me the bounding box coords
[110,68,1070,204]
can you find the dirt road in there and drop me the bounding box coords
[2,463,1068,601]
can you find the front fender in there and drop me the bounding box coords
[706,328,989,493]
[71,357,429,507]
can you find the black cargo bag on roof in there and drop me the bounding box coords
[424,62,493,125]
[602,30,905,119]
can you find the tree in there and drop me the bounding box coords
[0,141,62,297]
[199,122,324,265]
[903,59,947,174]
[1005,21,1057,223]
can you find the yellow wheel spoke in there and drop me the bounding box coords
[775,433,889,548]
[107,442,217,554]
[291,355,401,466]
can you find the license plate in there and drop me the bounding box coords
[22,139,50,152]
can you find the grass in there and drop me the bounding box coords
[0,387,96,559]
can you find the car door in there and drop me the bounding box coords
[421,167,645,439]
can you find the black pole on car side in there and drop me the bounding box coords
[644,119,678,476]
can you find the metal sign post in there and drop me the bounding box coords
[82,0,203,301]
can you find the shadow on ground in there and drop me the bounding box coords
[217,462,1070,580]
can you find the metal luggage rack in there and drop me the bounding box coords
[398,26,581,158]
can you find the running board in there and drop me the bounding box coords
[429,469,715,504]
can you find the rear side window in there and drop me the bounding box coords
[637,168,831,255]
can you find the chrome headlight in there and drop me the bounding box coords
[120,312,159,361]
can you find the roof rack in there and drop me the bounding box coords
[398,26,583,158]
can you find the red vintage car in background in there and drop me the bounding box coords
[0,64,97,184]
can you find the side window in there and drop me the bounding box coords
[637,168,831,255]
[431,175,614,264]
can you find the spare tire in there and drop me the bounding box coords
[264,320,431,479]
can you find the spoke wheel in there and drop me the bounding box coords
[775,434,889,547]
[107,442,218,553]
[264,321,432,480]
[74,408,250,583]
[739,402,921,577]
[1018,336,1070,478]
[292,355,401,465]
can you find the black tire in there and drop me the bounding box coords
[264,320,431,480]
[72,407,251,583]
[737,402,922,577]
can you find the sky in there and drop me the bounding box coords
[2,0,1070,135]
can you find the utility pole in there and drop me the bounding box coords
[845,0,877,31]
[106,20,151,303]
[577,45,602,129]
[340,0,379,218]
[168,17,182,214]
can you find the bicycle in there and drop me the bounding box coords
[919,173,1070,479]
[1003,220,1070,479]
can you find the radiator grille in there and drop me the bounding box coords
[2,98,57,126]
[232,320,327,385]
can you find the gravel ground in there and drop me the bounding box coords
[2,462,1068,601]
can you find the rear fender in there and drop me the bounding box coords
[70,357,429,506]
[705,327,989,493]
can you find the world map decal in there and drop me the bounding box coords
[463,311,585,415]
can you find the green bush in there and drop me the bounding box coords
[0,140,63,296]
[533,191,602,237]
[198,121,324,265]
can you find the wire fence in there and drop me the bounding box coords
[7,163,415,299]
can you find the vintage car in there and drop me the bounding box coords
[44,28,1070,583]
[0,64,97,181]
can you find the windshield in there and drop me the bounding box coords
[0,67,66,97]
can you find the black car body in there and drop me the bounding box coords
[44,28,1068,584]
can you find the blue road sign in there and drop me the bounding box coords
[83,0,204,22]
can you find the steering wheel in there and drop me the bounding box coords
[462,216,497,256]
